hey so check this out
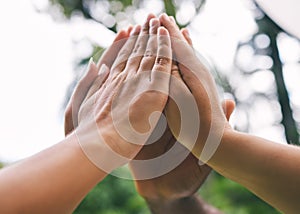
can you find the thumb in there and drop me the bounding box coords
[221,99,235,121]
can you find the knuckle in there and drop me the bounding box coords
[144,49,154,57]
[142,25,149,33]
[156,57,171,66]
[132,44,140,53]
[112,61,126,72]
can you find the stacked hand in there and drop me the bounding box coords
[65,15,173,172]
[64,13,235,213]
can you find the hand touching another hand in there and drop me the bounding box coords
[129,16,234,214]
[160,14,232,163]
[64,28,131,136]
[129,18,212,199]
[66,19,173,173]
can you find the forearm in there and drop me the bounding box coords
[0,133,106,213]
[145,194,222,214]
[208,130,300,213]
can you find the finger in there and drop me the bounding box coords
[96,29,129,70]
[169,15,176,23]
[137,18,160,73]
[170,60,181,80]
[159,13,195,65]
[181,28,193,46]
[84,64,110,102]
[125,14,156,79]
[221,99,235,121]
[109,25,141,77]
[152,27,172,75]
[159,13,185,42]
[64,58,98,135]
[127,25,134,36]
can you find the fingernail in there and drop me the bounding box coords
[87,57,94,71]
[98,64,109,75]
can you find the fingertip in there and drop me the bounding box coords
[227,99,236,111]
[127,25,134,35]
[158,26,169,36]
[181,28,189,37]
[150,18,160,28]
[141,14,156,34]
[114,29,128,42]
[169,16,176,23]
[181,28,193,46]
[222,99,236,120]
[130,25,142,36]
[159,13,169,22]
[147,13,156,21]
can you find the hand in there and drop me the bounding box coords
[160,14,232,163]
[129,20,210,199]
[129,16,235,202]
[74,22,172,172]
[64,29,131,136]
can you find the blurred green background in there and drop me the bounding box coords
[49,0,295,213]
[3,0,298,213]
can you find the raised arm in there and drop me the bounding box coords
[160,13,300,213]
[0,29,130,213]
[0,24,173,213]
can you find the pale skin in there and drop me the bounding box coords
[159,13,300,214]
[126,15,234,214]
[0,24,173,213]
[65,14,227,213]
[1,13,297,214]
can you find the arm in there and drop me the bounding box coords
[0,24,172,213]
[0,32,125,213]
[210,130,300,214]
[0,133,106,214]
[160,13,300,213]
[0,29,131,213]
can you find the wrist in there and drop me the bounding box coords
[206,127,239,172]
[194,118,232,165]
[63,132,108,178]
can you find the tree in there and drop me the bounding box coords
[233,3,300,145]
[43,0,293,212]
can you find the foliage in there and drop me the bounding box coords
[233,4,300,144]
[49,0,205,32]
[74,175,149,214]
[45,0,298,213]
[74,171,279,214]
[200,172,280,214]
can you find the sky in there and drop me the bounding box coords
[0,0,118,162]
[0,0,298,163]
